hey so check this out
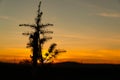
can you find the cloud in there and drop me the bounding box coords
[0,16,9,20]
[96,12,120,18]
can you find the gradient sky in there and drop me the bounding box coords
[0,0,120,64]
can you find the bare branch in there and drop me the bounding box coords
[22,32,32,36]
[40,37,52,44]
[40,30,53,34]
[41,23,54,28]
[19,24,36,28]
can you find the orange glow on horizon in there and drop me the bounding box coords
[0,48,120,64]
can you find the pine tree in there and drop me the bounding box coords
[19,1,66,67]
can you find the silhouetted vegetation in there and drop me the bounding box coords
[0,62,120,80]
[19,1,66,67]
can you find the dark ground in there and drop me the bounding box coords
[0,62,120,80]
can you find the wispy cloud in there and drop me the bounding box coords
[96,12,120,18]
[0,16,9,20]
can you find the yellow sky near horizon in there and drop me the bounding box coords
[0,47,120,64]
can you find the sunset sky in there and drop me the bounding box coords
[0,0,120,64]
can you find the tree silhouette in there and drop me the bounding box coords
[19,1,66,67]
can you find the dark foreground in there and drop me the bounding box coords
[0,62,120,80]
